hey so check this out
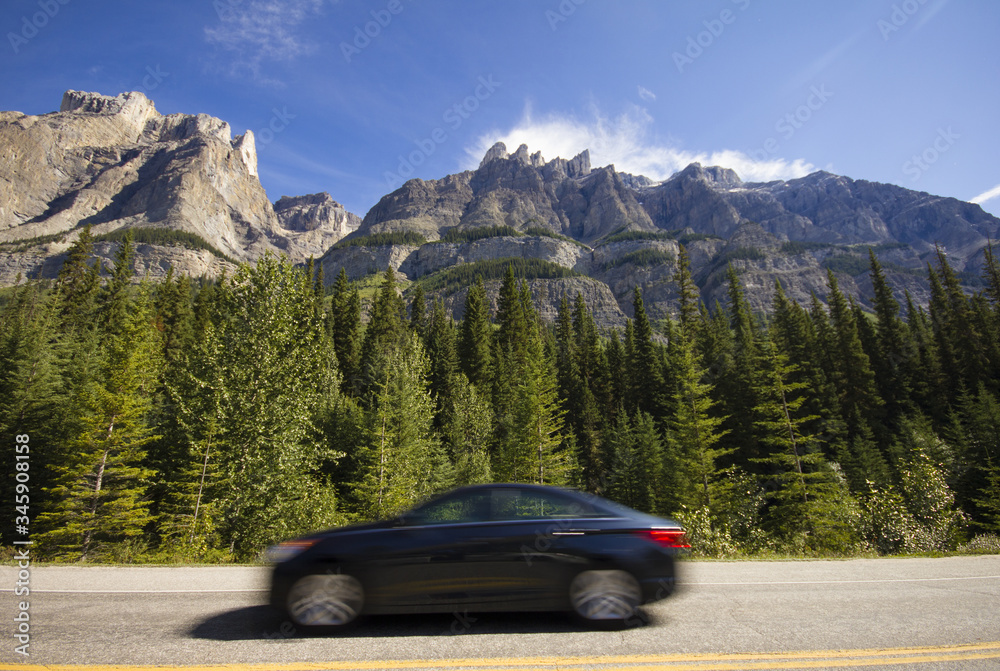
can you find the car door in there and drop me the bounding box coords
[363,489,492,611]
[458,487,602,609]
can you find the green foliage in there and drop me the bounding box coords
[718,247,767,264]
[596,228,676,246]
[601,249,675,271]
[15,220,1000,562]
[333,231,427,248]
[522,226,590,249]
[92,228,237,265]
[822,254,870,276]
[418,257,583,294]
[439,225,522,243]
[781,241,834,255]
[0,231,69,253]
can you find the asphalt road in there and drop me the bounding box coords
[2,556,999,670]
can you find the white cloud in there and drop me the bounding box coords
[465,103,817,183]
[205,0,324,83]
[971,182,1000,205]
[637,85,656,102]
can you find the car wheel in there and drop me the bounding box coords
[286,573,364,627]
[569,569,642,623]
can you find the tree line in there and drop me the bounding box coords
[1,225,999,561]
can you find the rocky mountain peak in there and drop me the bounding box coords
[675,162,742,187]
[0,90,359,284]
[480,141,509,167]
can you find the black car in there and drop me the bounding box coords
[268,483,687,628]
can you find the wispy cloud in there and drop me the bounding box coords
[637,85,656,102]
[971,182,1000,205]
[205,0,324,84]
[465,103,816,183]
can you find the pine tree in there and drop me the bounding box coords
[447,372,493,485]
[37,281,163,559]
[409,283,427,338]
[629,287,662,418]
[607,411,664,514]
[867,250,915,419]
[669,321,731,512]
[715,266,762,465]
[359,268,407,392]
[458,277,493,389]
[424,297,458,429]
[753,335,859,552]
[674,244,701,338]
[330,267,361,394]
[0,281,64,543]
[825,270,883,439]
[355,330,450,518]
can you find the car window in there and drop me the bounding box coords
[407,491,491,525]
[490,488,597,520]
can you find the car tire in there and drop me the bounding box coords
[286,573,364,628]
[569,569,642,625]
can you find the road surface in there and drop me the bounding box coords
[2,556,999,669]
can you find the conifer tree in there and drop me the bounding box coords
[607,411,664,514]
[330,267,361,393]
[409,283,427,338]
[37,281,163,559]
[669,320,731,512]
[825,270,883,439]
[629,287,662,418]
[355,330,450,518]
[458,277,493,389]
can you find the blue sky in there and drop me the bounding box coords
[3,0,999,220]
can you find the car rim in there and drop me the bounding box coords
[569,570,641,620]
[287,574,364,626]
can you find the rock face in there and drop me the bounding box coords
[0,90,359,283]
[3,91,998,329]
[273,192,361,261]
[358,141,655,243]
[327,146,1000,326]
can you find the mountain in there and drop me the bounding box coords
[0,90,358,283]
[2,91,998,328]
[323,141,1000,323]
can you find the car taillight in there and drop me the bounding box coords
[642,529,690,549]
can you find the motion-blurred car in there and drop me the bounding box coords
[268,483,687,628]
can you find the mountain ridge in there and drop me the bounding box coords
[2,91,998,329]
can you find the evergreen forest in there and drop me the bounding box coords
[3,226,1000,562]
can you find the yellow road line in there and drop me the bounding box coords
[4,642,1000,671]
